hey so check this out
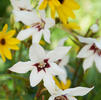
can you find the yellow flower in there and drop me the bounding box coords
[39,0,80,24]
[53,77,71,90]
[0,24,20,62]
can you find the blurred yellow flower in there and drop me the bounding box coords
[39,0,80,24]
[53,77,71,90]
[0,24,20,62]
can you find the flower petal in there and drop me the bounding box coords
[0,48,6,62]
[47,46,71,62]
[10,0,33,10]
[45,18,55,29]
[58,67,67,84]
[67,96,77,100]
[39,10,45,19]
[32,30,43,43]
[94,55,101,73]
[2,46,12,60]
[13,10,40,25]
[63,87,94,96]
[7,44,19,50]
[49,62,65,76]
[6,30,16,38]
[77,45,93,58]
[30,68,45,87]
[43,73,57,95]
[9,61,33,73]
[83,55,95,72]
[95,40,101,49]
[59,55,69,67]
[64,22,80,30]
[2,24,8,33]
[48,0,56,19]
[17,28,34,40]
[77,36,97,44]
[39,0,47,10]
[43,29,51,43]
[29,44,46,62]
[7,38,20,45]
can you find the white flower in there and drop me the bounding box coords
[10,0,33,11]
[9,43,71,94]
[49,86,94,100]
[90,24,99,33]
[16,10,55,43]
[55,37,70,84]
[77,36,101,72]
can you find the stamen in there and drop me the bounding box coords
[31,19,45,32]
[38,61,46,68]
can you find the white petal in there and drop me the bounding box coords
[77,45,93,58]
[59,55,69,67]
[45,18,55,29]
[83,55,95,72]
[67,96,77,100]
[95,40,101,49]
[13,10,40,25]
[30,68,45,87]
[57,37,68,46]
[48,62,65,76]
[94,55,101,73]
[10,0,33,10]
[47,46,71,62]
[29,44,46,62]
[58,67,67,84]
[63,87,94,96]
[39,10,46,19]
[43,73,57,95]
[17,28,34,40]
[9,61,33,73]
[32,30,43,43]
[77,36,97,44]
[43,29,51,43]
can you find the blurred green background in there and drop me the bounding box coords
[0,0,101,100]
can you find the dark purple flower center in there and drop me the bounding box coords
[89,43,101,56]
[54,95,68,100]
[31,19,45,32]
[58,0,64,4]
[0,38,6,45]
[33,59,50,72]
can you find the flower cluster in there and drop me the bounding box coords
[0,0,97,99]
